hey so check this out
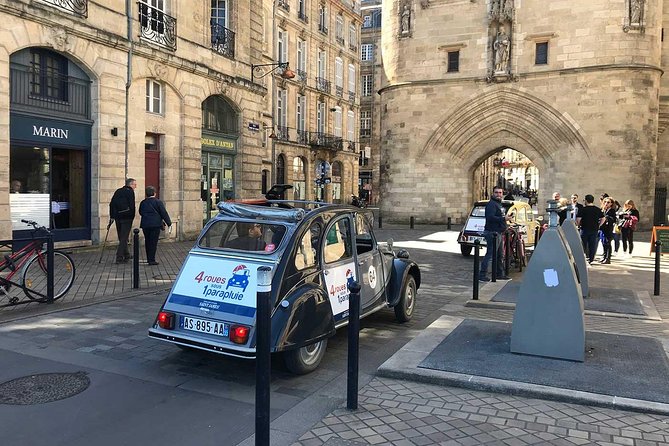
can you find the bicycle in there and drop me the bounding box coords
[503,224,527,272]
[0,219,76,305]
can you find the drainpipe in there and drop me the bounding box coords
[125,0,134,178]
[270,0,278,186]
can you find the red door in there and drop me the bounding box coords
[145,150,161,198]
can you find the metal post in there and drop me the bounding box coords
[256,266,273,446]
[447,217,452,231]
[132,229,140,289]
[504,232,510,277]
[655,241,662,296]
[378,214,383,229]
[473,240,480,300]
[492,233,498,282]
[535,225,541,244]
[46,234,54,304]
[347,280,361,410]
[410,216,415,229]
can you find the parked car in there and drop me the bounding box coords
[457,200,540,256]
[149,200,421,374]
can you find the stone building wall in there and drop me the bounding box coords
[380,0,663,226]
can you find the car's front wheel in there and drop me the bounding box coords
[284,339,328,375]
[460,244,472,256]
[394,275,417,323]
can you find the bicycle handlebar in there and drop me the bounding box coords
[20,219,51,234]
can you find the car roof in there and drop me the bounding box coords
[215,200,364,223]
[473,200,527,207]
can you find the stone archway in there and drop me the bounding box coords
[381,86,590,223]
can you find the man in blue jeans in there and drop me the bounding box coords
[480,186,513,281]
[576,194,604,264]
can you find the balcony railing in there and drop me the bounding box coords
[348,91,355,103]
[10,66,91,120]
[276,125,290,142]
[40,0,88,17]
[296,69,308,82]
[297,129,309,145]
[298,10,309,22]
[278,0,290,12]
[335,86,344,97]
[319,23,329,34]
[310,132,344,151]
[336,36,345,46]
[316,77,331,93]
[210,23,235,59]
[349,43,358,53]
[139,2,177,51]
[347,140,357,152]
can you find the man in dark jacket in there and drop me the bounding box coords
[139,186,171,265]
[480,186,512,281]
[109,178,137,264]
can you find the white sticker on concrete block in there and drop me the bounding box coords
[543,269,559,287]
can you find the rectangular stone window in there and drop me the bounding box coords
[361,43,373,62]
[535,42,548,65]
[362,74,373,97]
[146,79,162,114]
[447,51,459,73]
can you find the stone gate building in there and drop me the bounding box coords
[379,0,668,227]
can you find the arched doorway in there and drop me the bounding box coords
[201,95,239,224]
[277,154,286,185]
[292,156,306,199]
[9,47,92,242]
[473,147,539,205]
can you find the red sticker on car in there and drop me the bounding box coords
[265,244,275,252]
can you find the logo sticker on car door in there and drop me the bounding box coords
[324,262,357,322]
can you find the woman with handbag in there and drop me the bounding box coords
[139,186,171,266]
[599,197,617,264]
[619,199,640,256]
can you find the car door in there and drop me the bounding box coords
[354,211,384,310]
[321,213,356,323]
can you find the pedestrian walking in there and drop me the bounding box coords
[139,186,171,266]
[576,194,604,264]
[109,178,137,264]
[479,186,513,282]
[619,199,640,256]
[599,197,617,264]
[570,194,583,220]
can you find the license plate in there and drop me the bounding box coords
[468,236,485,243]
[181,316,229,337]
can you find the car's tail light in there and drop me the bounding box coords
[230,325,250,344]
[157,311,175,329]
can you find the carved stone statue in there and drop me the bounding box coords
[630,0,642,24]
[494,27,510,73]
[400,4,410,35]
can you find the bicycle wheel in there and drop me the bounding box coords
[22,250,76,301]
[515,238,527,271]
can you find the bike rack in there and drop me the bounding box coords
[0,234,55,308]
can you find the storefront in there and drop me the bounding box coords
[9,113,92,242]
[201,132,236,225]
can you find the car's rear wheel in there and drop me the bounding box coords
[394,275,416,323]
[284,339,328,375]
[460,245,472,256]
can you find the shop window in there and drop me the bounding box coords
[293,157,306,199]
[30,49,68,101]
[202,95,238,134]
[277,154,286,184]
[146,79,162,114]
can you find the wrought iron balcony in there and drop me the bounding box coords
[298,10,309,23]
[347,140,357,152]
[278,0,290,12]
[138,2,177,51]
[336,86,343,97]
[40,0,88,17]
[296,69,308,82]
[319,23,329,34]
[336,36,345,46]
[297,129,309,145]
[310,132,344,151]
[275,125,290,142]
[348,91,355,103]
[210,23,235,59]
[10,66,91,120]
[349,43,358,53]
[316,77,331,93]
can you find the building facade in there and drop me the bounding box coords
[379,0,668,226]
[1,0,361,246]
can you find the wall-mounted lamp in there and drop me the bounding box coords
[111,127,118,136]
[264,125,277,139]
[251,61,296,84]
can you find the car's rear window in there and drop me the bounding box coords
[471,203,512,217]
[198,220,287,253]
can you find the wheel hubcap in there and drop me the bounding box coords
[299,341,324,366]
[405,285,415,314]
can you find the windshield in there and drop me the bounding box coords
[198,220,287,253]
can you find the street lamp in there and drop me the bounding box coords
[251,62,296,84]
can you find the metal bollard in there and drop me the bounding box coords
[655,241,662,296]
[133,229,140,289]
[46,234,55,304]
[504,233,510,277]
[447,217,452,231]
[347,280,361,410]
[473,240,480,300]
[535,225,540,245]
[378,214,383,229]
[410,216,415,229]
[256,266,273,446]
[492,233,498,282]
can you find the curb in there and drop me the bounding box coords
[377,315,669,416]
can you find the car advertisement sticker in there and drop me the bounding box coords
[167,255,263,317]
[324,262,357,322]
